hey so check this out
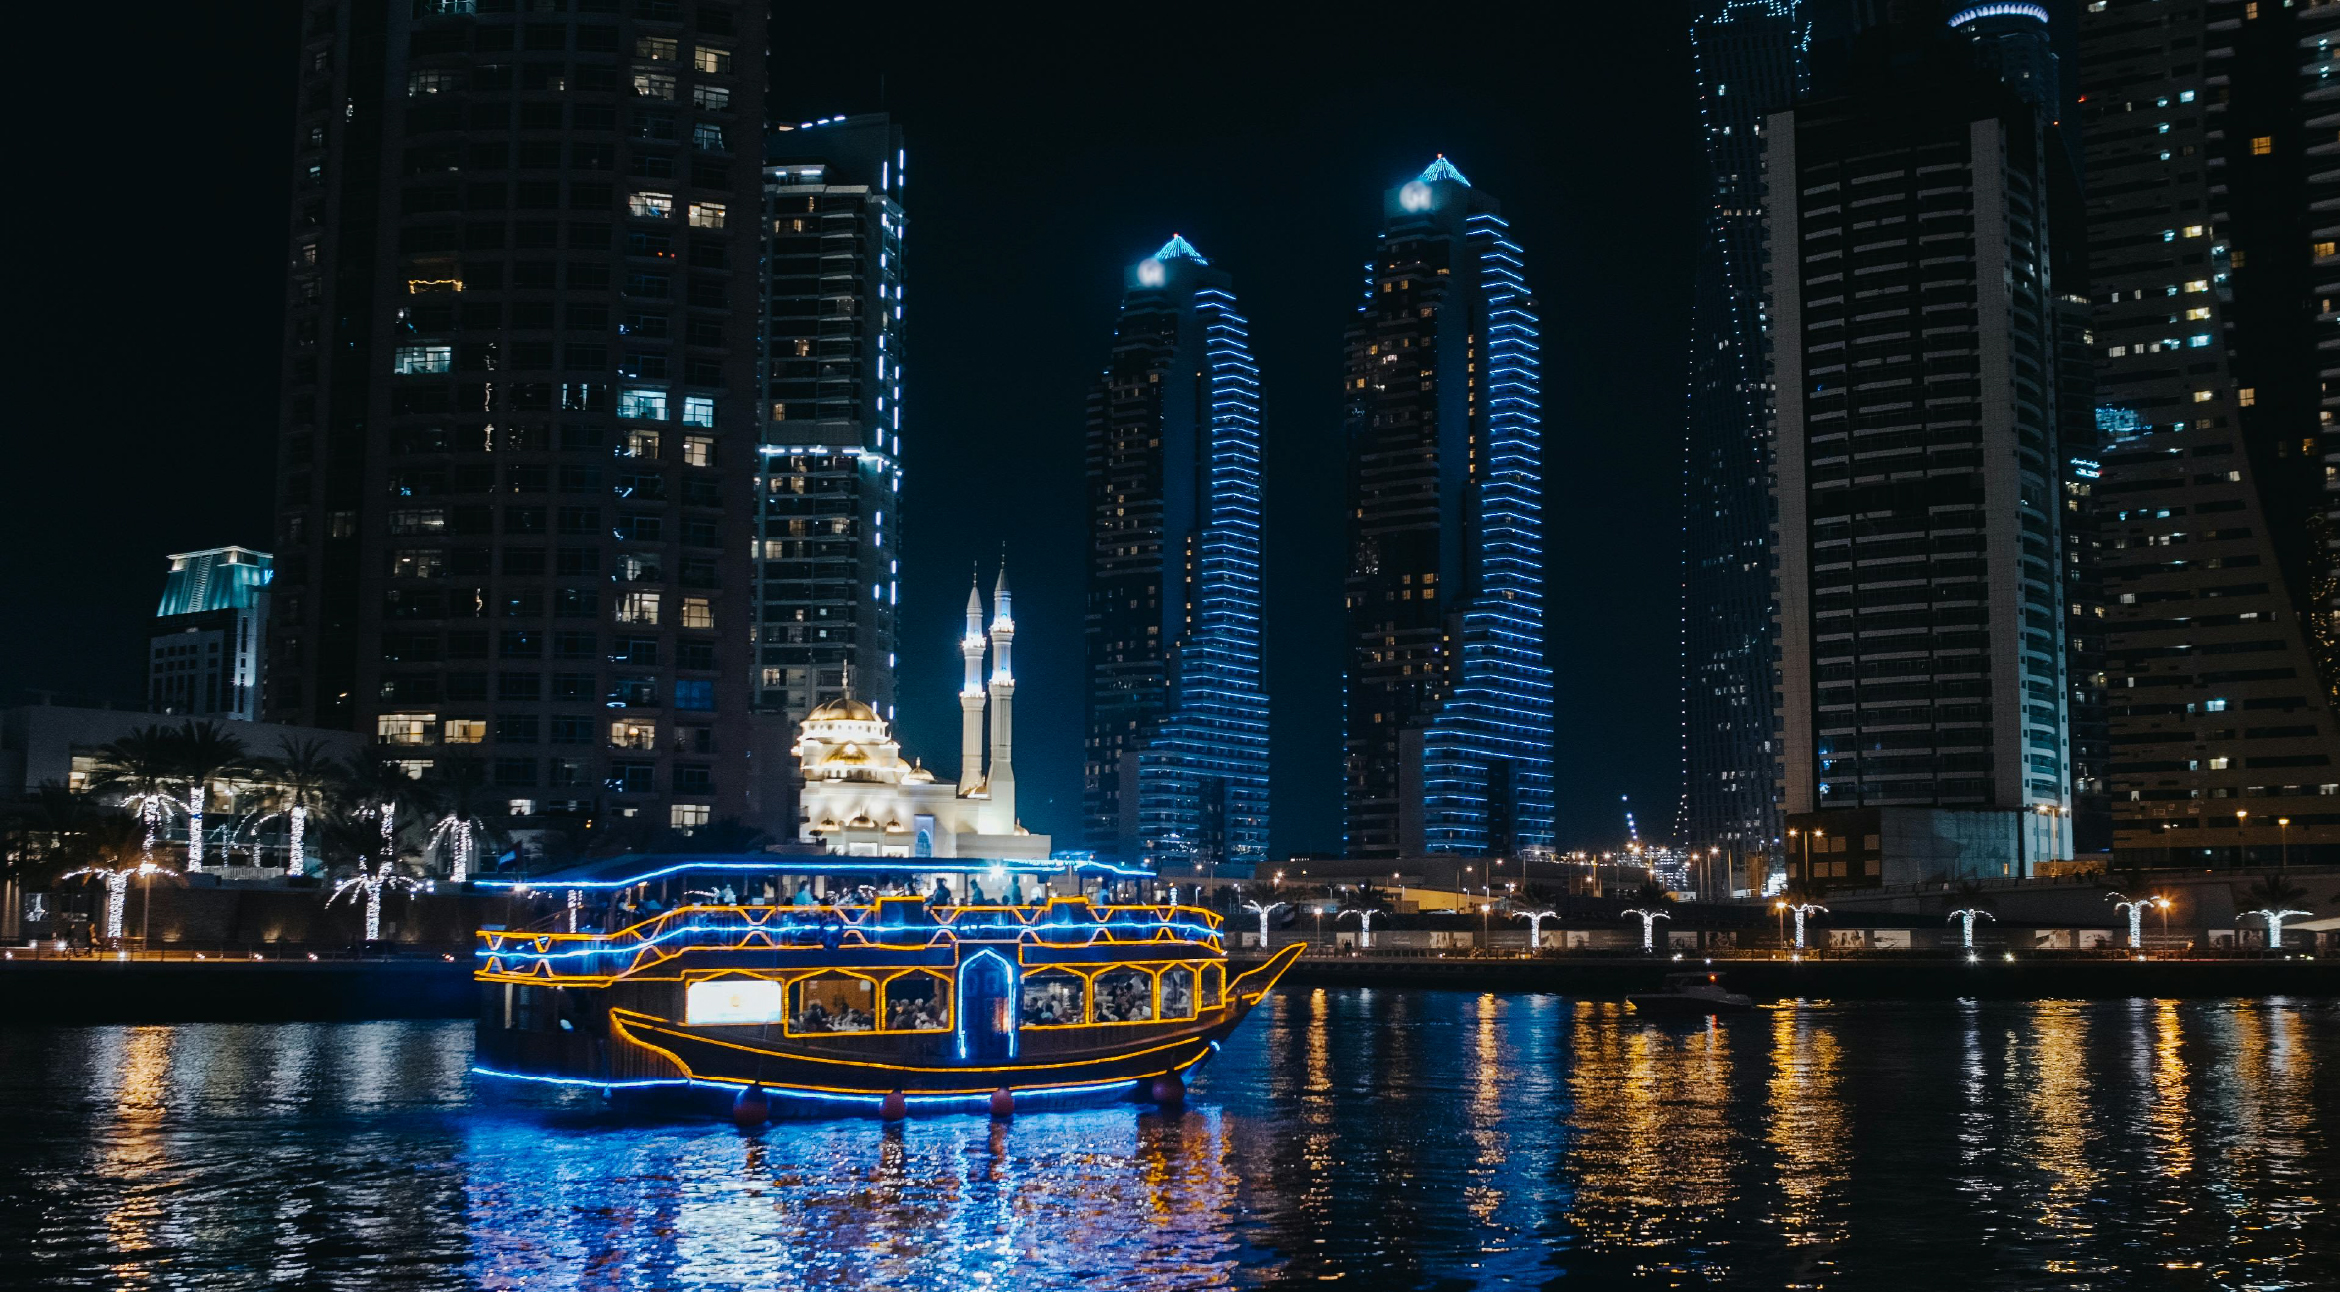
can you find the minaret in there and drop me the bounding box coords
[986,563,1017,823]
[958,576,988,796]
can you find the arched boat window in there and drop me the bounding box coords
[788,972,876,1034]
[1093,967,1156,1023]
[1019,969,1087,1027]
[1158,965,1196,1020]
[882,970,950,1032]
[1200,963,1224,1008]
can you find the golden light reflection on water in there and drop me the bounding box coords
[97,1026,176,1279]
[2147,1000,2193,1184]
[1563,1000,1741,1277]
[1764,1004,1847,1256]
[2014,1002,2100,1251]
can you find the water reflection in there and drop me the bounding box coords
[0,997,2333,1289]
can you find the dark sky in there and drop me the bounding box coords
[6,4,1699,858]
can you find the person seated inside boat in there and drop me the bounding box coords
[1094,971,1154,1023]
[790,881,819,907]
[927,878,953,907]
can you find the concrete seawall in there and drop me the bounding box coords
[1253,953,2340,1000]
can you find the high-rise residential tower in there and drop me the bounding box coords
[752,113,906,831]
[1082,236,1270,875]
[269,1,767,834]
[2079,0,2340,868]
[1342,159,1555,860]
[150,547,274,722]
[1679,0,1809,866]
[1766,26,2073,873]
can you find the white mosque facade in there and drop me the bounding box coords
[792,570,1052,860]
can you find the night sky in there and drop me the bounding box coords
[8,4,1699,857]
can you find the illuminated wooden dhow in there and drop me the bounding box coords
[471,857,1304,1116]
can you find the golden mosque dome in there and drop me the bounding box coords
[808,697,879,722]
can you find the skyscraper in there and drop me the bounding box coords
[1679,0,1808,865]
[1766,23,2073,872]
[270,1,768,834]
[150,547,273,722]
[1342,159,1554,860]
[1082,236,1270,875]
[752,113,907,832]
[2078,0,2340,868]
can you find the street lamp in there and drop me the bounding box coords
[2237,809,2249,867]
[2279,817,2291,871]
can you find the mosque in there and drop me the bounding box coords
[792,568,1052,859]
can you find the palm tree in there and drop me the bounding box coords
[86,725,182,866]
[58,811,176,944]
[423,756,506,883]
[258,738,340,877]
[338,756,428,869]
[2242,872,2313,947]
[318,817,421,942]
[3,784,100,884]
[164,721,249,872]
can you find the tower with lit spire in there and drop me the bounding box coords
[958,575,987,796]
[1083,234,1271,874]
[985,564,1017,830]
[1340,157,1554,860]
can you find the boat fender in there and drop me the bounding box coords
[732,1084,770,1127]
[879,1090,908,1122]
[989,1087,1014,1119]
[1149,1072,1185,1106]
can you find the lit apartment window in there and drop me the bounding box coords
[390,549,447,579]
[636,36,677,60]
[2250,136,2272,156]
[2316,242,2338,259]
[671,803,712,829]
[683,435,714,467]
[693,46,731,74]
[2185,307,2211,321]
[508,799,536,816]
[407,69,461,96]
[682,395,715,427]
[2209,757,2230,770]
[616,591,661,625]
[630,193,675,222]
[625,428,662,458]
[688,202,726,229]
[610,719,657,749]
[681,597,713,629]
[2183,279,2209,293]
[444,719,486,744]
[632,70,676,100]
[693,123,726,152]
[618,388,669,420]
[2206,699,2229,712]
[2239,387,2257,407]
[378,713,435,745]
[692,85,730,112]
[394,344,452,374]
[2189,334,2211,348]
[2183,225,2205,238]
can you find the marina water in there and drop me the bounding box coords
[2,989,2333,1289]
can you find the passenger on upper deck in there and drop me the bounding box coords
[928,878,953,907]
[790,881,818,907]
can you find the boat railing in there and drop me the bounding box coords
[477,900,1226,980]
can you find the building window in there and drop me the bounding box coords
[2193,390,2215,403]
[624,429,662,459]
[493,757,536,787]
[616,591,661,625]
[635,35,677,60]
[378,713,435,745]
[688,202,725,230]
[618,387,669,420]
[608,762,654,795]
[389,508,447,535]
[628,191,674,219]
[675,678,714,710]
[394,344,453,374]
[390,549,447,579]
[671,803,711,829]
[692,122,726,152]
[682,434,714,466]
[2184,279,2209,293]
[2239,388,2257,407]
[691,85,730,112]
[508,798,537,816]
[631,71,676,101]
[610,719,656,749]
[408,69,462,97]
[682,396,715,427]
[443,719,486,744]
[681,597,713,629]
[2250,136,2272,156]
[692,46,730,74]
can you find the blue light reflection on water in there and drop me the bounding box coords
[0,992,2334,1289]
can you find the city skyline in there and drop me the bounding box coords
[2,5,1708,857]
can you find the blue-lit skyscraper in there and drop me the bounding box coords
[1083,236,1269,875]
[151,547,273,721]
[1342,159,1553,859]
[1679,0,1807,861]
